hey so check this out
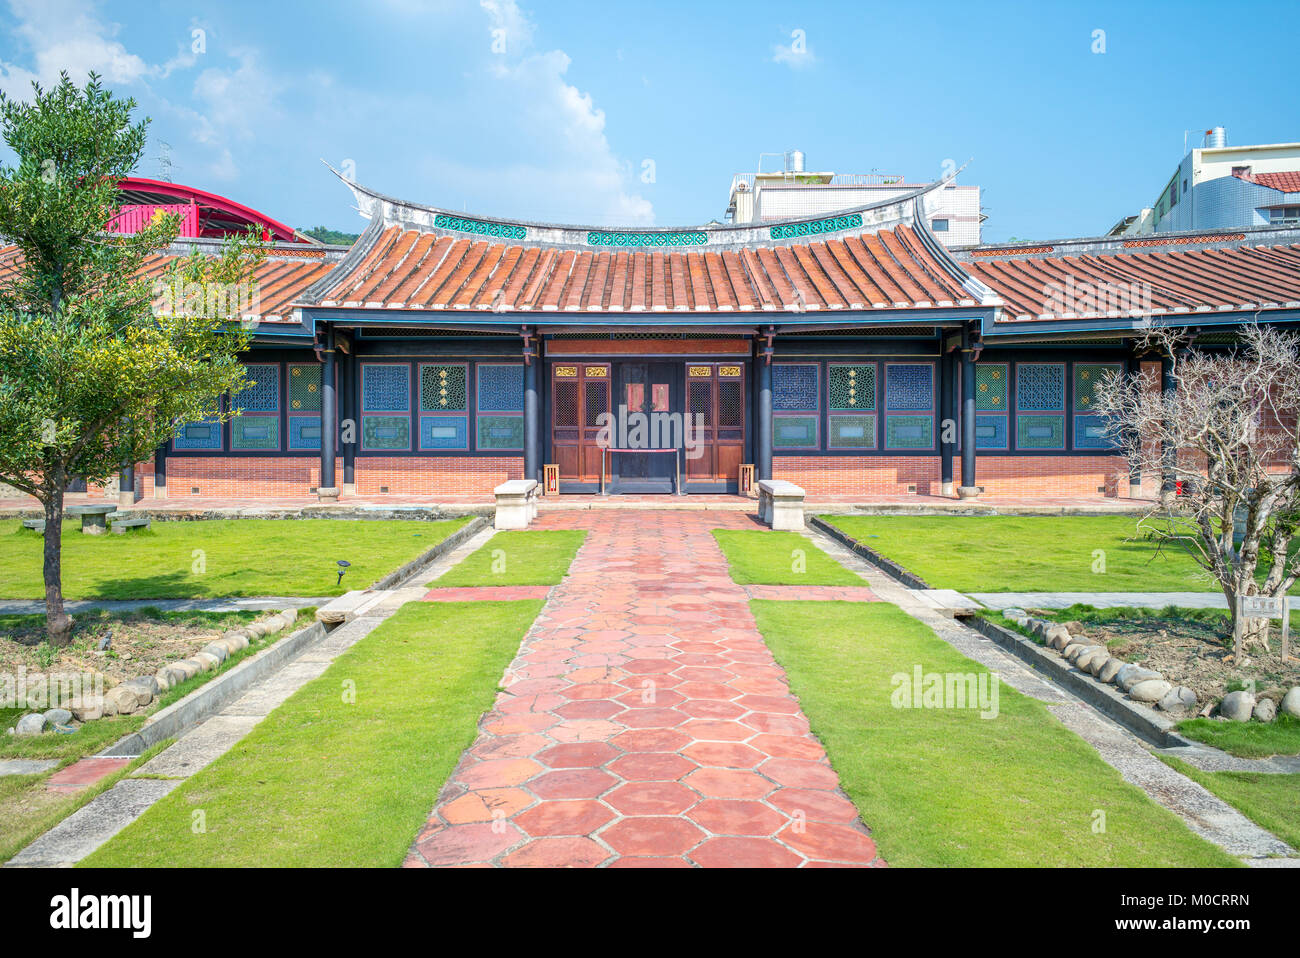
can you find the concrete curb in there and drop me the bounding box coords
[101,620,327,757]
[2,505,493,522]
[370,515,487,590]
[809,515,932,590]
[962,613,1194,749]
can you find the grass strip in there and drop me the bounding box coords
[1156,753,1300,852]
[429,529,585,587]
[711,529,865,586]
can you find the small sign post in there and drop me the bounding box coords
[1237,595,1290,662]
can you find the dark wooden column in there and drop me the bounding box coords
[958,327,979,498]
[940,347,956,496]
[319,326,339,501]
[1125,353,1142,498]
[755,346,772,482]
[153,446,167,499]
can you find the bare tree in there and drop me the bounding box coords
[1094,322,1300,660]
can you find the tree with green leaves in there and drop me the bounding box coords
[0,73,265,644]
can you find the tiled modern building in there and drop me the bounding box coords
[14,174,1300,503]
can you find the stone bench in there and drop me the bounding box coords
[22,518,45,534]
[108,513,151,534]
[66,503,116,535]
[757,479,806,531]
[494,479,539,530]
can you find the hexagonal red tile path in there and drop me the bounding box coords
[404,510,884,868]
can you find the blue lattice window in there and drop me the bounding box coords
[287,363,322,451]
[975,415,1008,450]
[173,398,224,451]
[1072,363,1121,450]
[420,415,469,451]
[772,364,819,412]
[231,363,280,451]
[884,364,934,450]
[476,364,524,412]
[362,363,411,452]
[1015,363,1065,450]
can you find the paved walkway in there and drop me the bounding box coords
[405,511,883,868]
[971,592,1229,611]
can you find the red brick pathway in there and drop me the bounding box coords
[405,511,883,868]
[423,586,552,602]
[46,757,129,791]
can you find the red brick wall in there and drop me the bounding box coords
[776,455,1132,498]
[353,457,523,494]
[161,457,338,498]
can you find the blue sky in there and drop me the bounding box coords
[0,0,1296,242]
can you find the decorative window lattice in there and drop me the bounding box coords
[773,364,819,411]
[884,364,933,411]
[477,414,525,450]
[1073,413,1116,450]
[584,381,608,427]
[1017,414,1065,450]
[419,415,468,450]
[717,381,743,428]
[363,364,411,412]
[828,364,876,411]
[886,414,933,449]
[772,415,818,449]
[288,364,321,412]
[231,415,279,451]
[689,381,712,424]
[233,364,279,413]
[288,416,322,450]
[420,364,466,412]
[1073,363,1121,412]
[975,364,1008,411]
[476,364,524,412]
[1016,363,1065,412]
[362,415,410,451]
[553,382,578,428]
[173,418,222,450]
[828,414,877,449]
[974,414,1008,450]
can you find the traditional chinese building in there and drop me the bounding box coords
[63,175,1300,502]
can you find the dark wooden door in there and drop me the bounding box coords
[611,362,677,493]
[551,363,609,489]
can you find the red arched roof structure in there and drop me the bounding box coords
[111,177,313,244]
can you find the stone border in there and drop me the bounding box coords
[0,505,492,522]
[809,515,932,590]
[963,613,1193,749]
[100,618,327,757]
[369,515,487,591]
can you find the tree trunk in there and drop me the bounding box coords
[42,478,73,645]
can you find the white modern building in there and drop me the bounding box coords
[726,151,983,247]
[1110,128,1300,235]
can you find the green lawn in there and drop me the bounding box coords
[82,600,539,867]
[429,529,585,587]
[1176,714,1300,759]
[0,518,470,599]
[753,599,1237,867]
[711,530,865,586]
[1157,754,1300,852]
[821,515,1214,592]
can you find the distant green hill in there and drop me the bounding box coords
[299,226,360,245]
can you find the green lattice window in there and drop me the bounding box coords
[477,414,525,451]
[231,415,280,451]
[772,415,819,450]
[362,415,410,451]
[886,415,933,450]
[288,363,322,412]
[1073,363,1121,413]
[828,364,876,411]
[420,364,467,412]
[1017,415,1066,450]
[975,364,1008,412]
[828,414,877,449]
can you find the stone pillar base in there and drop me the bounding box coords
[957,486,981,500]
[940,481,955,497]
[317,487,341,503]
[342,483,356,497]
[118,490,135,510]
[1128,482,1143,500]
[153,485,167,500]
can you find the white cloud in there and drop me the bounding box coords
[0,0,150,98]
[771,28,817,70]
